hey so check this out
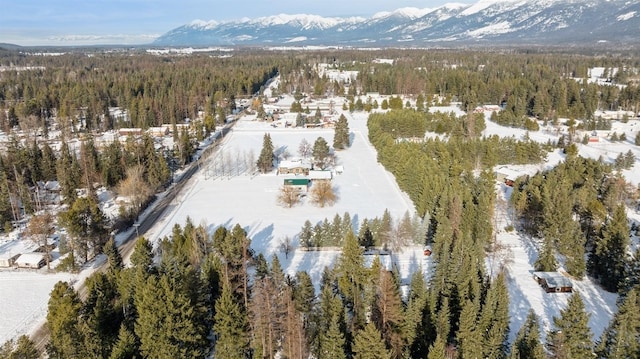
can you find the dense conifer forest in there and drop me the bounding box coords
[1,47,640,358]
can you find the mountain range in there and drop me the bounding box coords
[153,0,640,47]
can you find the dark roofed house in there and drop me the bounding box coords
[533,272,573,293]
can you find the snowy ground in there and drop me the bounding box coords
[144,111,420,288]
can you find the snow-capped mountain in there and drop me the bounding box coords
[153,0,640,47]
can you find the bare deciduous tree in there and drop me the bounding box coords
[280,236,293,259]
[278,186,300,208]
[310,181,336,208]
[25,212,55,269]
[298,138,311,158]
[117,165,153,215]
[245,149,257,175]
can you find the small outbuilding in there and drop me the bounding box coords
[308,170,332,182]
[533,272,573,293]
[15,253,46,269]
[0,253,21,268]
[283,178,310,192]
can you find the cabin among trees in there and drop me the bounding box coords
[533,272,573,293]
[14,253,47,269]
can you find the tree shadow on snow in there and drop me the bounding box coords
[249,223,274,257]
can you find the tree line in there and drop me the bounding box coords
[3,215,638,358]
[277,50,640,121]
[0,50,281,133]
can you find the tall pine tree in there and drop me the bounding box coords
[588,204,630,292]
[547,292,593,358]
[510,310,545,359]
[257,133,274,173]
[213,286,250,359]
[333,114,350,150]
[595,287,640,359]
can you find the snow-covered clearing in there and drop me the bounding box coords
[144,111,420,288]
[0,271,75,343]
[494,184,618,343]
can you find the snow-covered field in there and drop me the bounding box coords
[144,111,419,286]
[2,99,639,346]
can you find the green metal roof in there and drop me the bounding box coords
[284,178,309,186]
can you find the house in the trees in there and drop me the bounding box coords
[33,180,61,205]
[495,166,522,187]
[533,272,573,293]
[118,128,143,137]
[283,178,310,192]
[278,160,312,175]
[15,253,46,269]
[148,126,170,137]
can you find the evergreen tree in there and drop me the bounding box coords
[130,237,154,272]
[294,271,315,315]
[358,220,374,249]
[510,310,545,359]
[534,237,557,272]
[1,335,40,359]
[135,273,208,358]
[0,164,15,230]
[333,114,350,150]
[588,204,630,292]
[427,334,447,359]
[312,136,331,170]
[46,281,85,358]
[406,270,434,358]
[620,247,640,298]
[299,220,314,249]
[214,286,250,359]
[595,287,640,359]
[352,322,392,359]
[257,133,274,173]
[79,137,101,189]
[56,142,81,205]
[82,272,121,358]
[456,299,483,359]
[547,292,593,358]
[41,142,58,181]
[335,230,367,333]
[312,284,346,359]
[372,269,405,358]
[103,237,123,274]
[101,140,126,188]
[109,324,139,359]
[479,271,510,359]
[58,196,109,263]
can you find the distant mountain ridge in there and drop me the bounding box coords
[153,0,640,47]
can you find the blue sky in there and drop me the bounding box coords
[0,0,454,46]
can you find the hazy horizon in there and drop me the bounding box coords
[0,0,456,46]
